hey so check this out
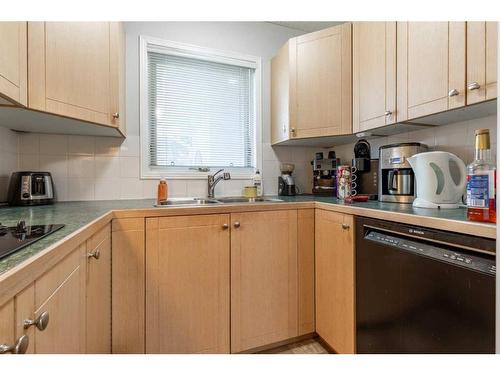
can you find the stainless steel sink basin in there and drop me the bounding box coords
[215,197,284,204]
[154,196,284,207]
[155,198,221,207]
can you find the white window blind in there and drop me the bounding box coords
[147,50,256,171]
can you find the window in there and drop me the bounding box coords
[140,36,262,179]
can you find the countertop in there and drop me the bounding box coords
[0,196,496,276]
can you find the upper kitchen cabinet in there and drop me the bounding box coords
[352,22,396,133]
[271,23,352,144]
[26,22,125,135]
[397,22,466,121]
[466,22,497,105]
[0,22,27,106]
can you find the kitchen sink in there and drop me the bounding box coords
[215,197,284,204]
[154,196,284,207]
[155,198,221,207]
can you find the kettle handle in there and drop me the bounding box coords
[448,153,467,192]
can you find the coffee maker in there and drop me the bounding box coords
[379,142,428,203]
[278,163,296,196]
[312,151,340,196]
[351,140,378,200]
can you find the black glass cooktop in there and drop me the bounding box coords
[0,222,65,260]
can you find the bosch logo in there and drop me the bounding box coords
[409,228,425,235]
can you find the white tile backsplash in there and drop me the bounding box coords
[331,115,498,166]
[68,135,95,155]
[8,115,498,202]
[39,134,68,155]
[0,128,19,202]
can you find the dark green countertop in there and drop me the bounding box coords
[0,200,155,275]
[0,196,494,276]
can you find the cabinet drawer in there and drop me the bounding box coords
[35,247,81,308]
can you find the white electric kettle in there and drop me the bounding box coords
[407,151,467,209]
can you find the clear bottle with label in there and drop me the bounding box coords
[253,169,263,197]
[466,129,496,223]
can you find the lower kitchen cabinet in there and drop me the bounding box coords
[0,299,16,354]
[297,209,315,335]
[230,210,298,353]
[13,246,86,354]
[145,215,230,353]
[86,224,112,353]
[111,218,145,354]
[2,223,112,355]
[315,210,355,354]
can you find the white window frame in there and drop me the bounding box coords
[139,35,262,180]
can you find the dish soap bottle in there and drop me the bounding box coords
[466,128,496,223]
[157,178,168,205]
[253,169,263,196]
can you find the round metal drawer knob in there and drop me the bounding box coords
[24,311,50,331]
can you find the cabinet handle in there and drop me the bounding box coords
[222,223,229,230]
[24,311,49,331]
[342,223,350,230]
[112,112,120,119]
[467,82,481,91]
[0,335,29,354]
[385,111,392,117]
[448,88,459,97]
[233,221,241,228]
[87,249,100,260]
[290,128,296,136]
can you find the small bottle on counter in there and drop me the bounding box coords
[466,128,496,223]
[157,178,168,205]
[253,169,263,196]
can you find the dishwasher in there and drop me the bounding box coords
[355,216,496,354]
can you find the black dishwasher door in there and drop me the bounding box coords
[356,217,496,354]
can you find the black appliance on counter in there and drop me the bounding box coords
[0,221,65,259]
[312,151,340,196]
[7,171,55,206]
[356,216,495,353]
[351,140,378,199]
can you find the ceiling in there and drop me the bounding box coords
[268,21,344,33]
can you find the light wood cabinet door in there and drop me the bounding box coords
[28,22,124,128]
[397,22,466,121]
[33,246,86,353]
[86,224,111,353]
[145,215,230,354]
[230,210,298,353]
[291,23,352,138]
[111,218,145,354]
[353,22,396,132]
[271,41,292,145]
[0,299,15,353]
[0,22,27,106]
[297,209,315,335]
[315,210,355,354]
[467,21,497,105]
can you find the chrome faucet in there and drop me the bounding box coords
[207,169,231,199]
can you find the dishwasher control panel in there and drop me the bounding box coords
[366,230,496,275]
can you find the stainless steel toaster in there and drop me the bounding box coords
[7,172,55,206]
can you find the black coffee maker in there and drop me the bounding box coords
[352,140,378,200]
[312,151,340,196]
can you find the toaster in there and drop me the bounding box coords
[7,172,55,206]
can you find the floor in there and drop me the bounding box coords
[259,338,330,354]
